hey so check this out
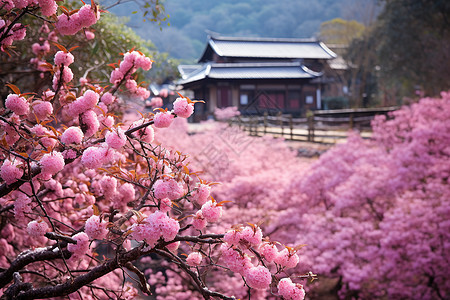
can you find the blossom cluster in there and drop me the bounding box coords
[110,50,152,100]
[56,5,100,35]
[0,19,26,51]
[130,210,180,248]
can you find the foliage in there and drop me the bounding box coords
[0,1,311,299]
[0,3,177,101]
[373,0,450,98]
[274,92,450,299]
[318,18,365,45]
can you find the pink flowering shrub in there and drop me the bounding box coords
[272,92,450,299]
[214,106,241,121]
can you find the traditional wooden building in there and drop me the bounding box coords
[178,34,338,118]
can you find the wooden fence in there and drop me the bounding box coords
[228,107,398,143]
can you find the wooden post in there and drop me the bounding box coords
[349,114,354,130]
[278,111,283,138]
[307,115,315,142]
[263,112,268,135]
[289,114,293,140]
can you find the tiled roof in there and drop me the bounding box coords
[199,36,337,62]
[177,62,321,85]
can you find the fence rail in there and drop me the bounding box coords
[228,107,397,143]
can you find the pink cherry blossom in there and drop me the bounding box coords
[173,97,194,118]
[31,100,53,120]
[54,51,74,66]
[105,128,127,149]
[5,94,29,115]
[40,151,65,176]
[277,278,305,300]
[61,126,84,144]
[153,111,174,128]
[67,232,90,258]
[244,266,272,290]
[186,252,202,266]
[0,159,23,185]
[201,200,223,223]
[27,219,49,237]
[85,215,108,240]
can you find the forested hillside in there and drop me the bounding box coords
[106,0,378,60]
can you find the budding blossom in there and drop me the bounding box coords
[52,66,73,90]
[85,30,95,40]
[5,94,29,115]
[101,92,116,105]
[186,252,202,266]
[14,193,32,218]
[110,51,152,86]
[31,40,50,56]
[0,159,23,185]
[220,244,253,274]
[30,124,57,149]
[224,225,262,248]
[85,215,108,240]
[173,97,194,118]
[153,111,174,128]
[27,219,49,237]
[99,175,117,201]
[277,278,306,300]
[146,97,163,108]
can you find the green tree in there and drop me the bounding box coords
[374,0,450,98]
[319,18,365,45]
[0,8,178,99]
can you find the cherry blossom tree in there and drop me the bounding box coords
[274,92,450,299]
[0,1,312,299]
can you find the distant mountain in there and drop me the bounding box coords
[105,0,377,61]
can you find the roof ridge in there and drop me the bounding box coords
[210,35,319,43]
